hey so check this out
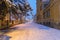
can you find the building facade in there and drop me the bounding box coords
[36,0,60,29]
[36,0,43,24]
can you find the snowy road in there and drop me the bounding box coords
[6,22,60,40]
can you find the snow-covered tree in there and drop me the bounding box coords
[0,0,32,29]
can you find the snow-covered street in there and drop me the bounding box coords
[5,22,60,40]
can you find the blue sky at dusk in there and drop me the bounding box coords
[13,0,36,14]
[13,0,36,20]
[27,0,36,20]
[28,0,36,15]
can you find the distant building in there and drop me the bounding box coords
[36,0,60,29]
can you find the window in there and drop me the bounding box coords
[43,1,50,8]
[47,22,51,26]
[43,12,45,18]
[40,0,42,1]
[44,3,48,8]
[40,6,42,10]
[43,9,50,18]
[46,10,50,17]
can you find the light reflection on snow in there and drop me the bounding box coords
[5,22,60,40]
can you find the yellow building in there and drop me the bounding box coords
[36,0,43,24]
[36,0,60,29]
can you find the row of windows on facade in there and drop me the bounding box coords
[40,0,50,10]
[39,0,50,19]
[37,9,50,19]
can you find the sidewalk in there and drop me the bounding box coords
[4,22,60,40]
